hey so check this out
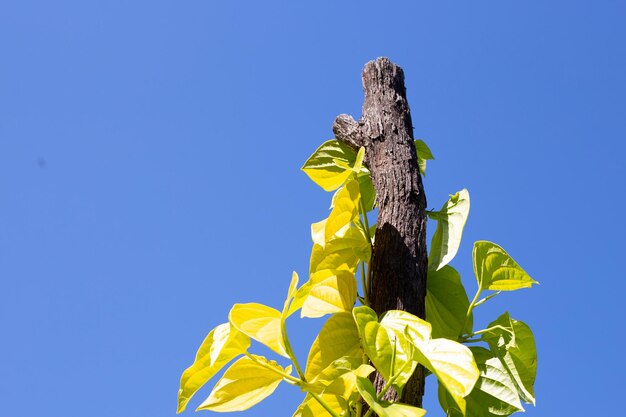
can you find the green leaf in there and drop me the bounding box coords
[302,140,362,191]
[411,338,479,413]
[358,171,376,212]
[481,313,537,405]
[356,377,427,417]
[414,139,435,176]
[439,347,524,417]
[380,310,432,344]
[426,266,472,339]
[177,323,251,413]
[473,241,538,291]
[292,393,347,417]
[293,269,357,318]
[305,312,362,382]
[229,303,289,358]
[353,306,415,394]
[197,355,291,412]
[428,189,470,271]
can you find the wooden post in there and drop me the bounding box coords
[333,57,428,407]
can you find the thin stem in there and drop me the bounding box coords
[310,392,342,417]
[360,261,370,306]
[280,317,306,382]
[473,291,501,308]
[459,287,482,341]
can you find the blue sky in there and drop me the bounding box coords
[1,1,624,416]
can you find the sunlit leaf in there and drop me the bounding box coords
[380,310,432,344]
[229,303,289,358]
[292,393,347,417]
[356,377,427,417]
[412,338,479,413]
[473,241,538,291]
[302,140,362,191]
[481,313,537,405]
[305,312,361,382]
[426,266,472,339]
[197,355,291,412]
[428,189,470,271]
[326,179,361,242]
[292,269,357,318]
[177,323,250,413]
[439,347,524,417]
[323,363,376,400]
[414,139,435,176]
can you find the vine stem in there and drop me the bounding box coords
[280,309,306,381]
[310,392,342,417]
[459,287,481,341]
[358,193,373,305]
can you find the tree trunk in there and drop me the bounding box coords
[333,58,428,408]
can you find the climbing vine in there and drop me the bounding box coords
[177,139,538,417]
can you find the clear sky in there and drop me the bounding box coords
[1,1,624,416]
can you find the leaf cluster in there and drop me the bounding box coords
[177,140,538,417]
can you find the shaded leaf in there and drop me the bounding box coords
[302,140,359,191]
[356,377,427,417]
[426,266,472,339]
[414,139,435,176]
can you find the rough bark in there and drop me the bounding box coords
[333,58,428,408]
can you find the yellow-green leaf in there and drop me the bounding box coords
[414,139,435,176]
[302,140,361,192]
[229,303,289,358]
[412,338,479,413]
[309,219,369,274]
[356,376,427,417]
[473,241,538,291]
[428,189,470,271]
[439,347,524,417]
[197,355,290,412]
[325,179,361,242]
[380,310,432,344]
[177,323,250,413]
[292,393,347,417]
[305,312,361,382]
[297,269,357,318]
[353,306,415,394]
[426,266,472,339]
[481,313,537,405]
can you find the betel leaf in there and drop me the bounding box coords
[411,338,479,414]
[309,219,369,274]
[481,313,537,405]
[414,139,435,177]
[306,356,362,394]
[323,363,376,400]
[439,346,524,417]
[304,312,361,382]
[292,393,347,417]
[358,171,376,212]
[356,376,427,417]
[177,323,251,413]
[325,178,361,242]
[229,303,289,358]
[302,140,365,192]
[426,266,472,339]
[380,310,432,345]
[428,189,470,271]
[473,241,538,291]
[353,306,415,394]
[197,355,291,412]
[294,269,357,318]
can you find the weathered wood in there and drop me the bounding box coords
[333,58,428,408]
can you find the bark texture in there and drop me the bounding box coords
[333,58,428,407]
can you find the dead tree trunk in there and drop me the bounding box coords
[333,57,428,407]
